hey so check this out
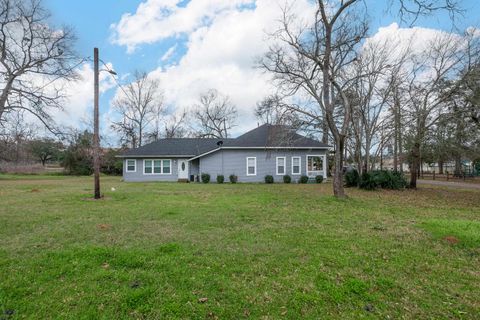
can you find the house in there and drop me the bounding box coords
[118,124,329,182]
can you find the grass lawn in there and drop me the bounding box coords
[0,175,479,319]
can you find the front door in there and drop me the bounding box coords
[178,159,189,180]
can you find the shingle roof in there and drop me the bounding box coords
[223,124,329,148]
[119,124,329,158]
[120,138,233,157]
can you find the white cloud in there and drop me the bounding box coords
[110,1,469,138]
[110,0,256,53]
[161,44,177,62]
[111,0,315,135]
[53,63,116,130]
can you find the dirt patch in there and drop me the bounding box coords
[97,224,112,231]
[82,196,111,201]
[443,236,459,244]
[30,189,40,192]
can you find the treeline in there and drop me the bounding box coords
[0,128,123,176]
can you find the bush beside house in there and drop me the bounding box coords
[201,173,210,183]
[229,174,238,183]
[299,175,309,184]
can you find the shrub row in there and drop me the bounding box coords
[201,173,238,183]
[200,173,325,184]
[344,169,407,190]
[266,175,324,184]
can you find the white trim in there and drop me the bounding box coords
[222,147,329,149]
[306,154,326,177]
[246,157,257,176]
[187,148,221,161]
[276,157,286,175]
[291,156,301,175]
[118,154,194,158]
[126,159,136,173]
[143,159,172,175]
[187,146,330,161]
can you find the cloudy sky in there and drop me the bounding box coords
[43,0,479,145]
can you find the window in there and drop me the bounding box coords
[276,157,286,175]
[292,157,301,175]
[144,159,172,175]
[153,160,162,173]
[307,155,324,176]
[126,159,136,172]
[163,160,171,174]
[246,157,256,176]
[144,160,153,174]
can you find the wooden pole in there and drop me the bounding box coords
[93,48,101,199]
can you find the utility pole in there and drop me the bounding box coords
[93,48,101,199]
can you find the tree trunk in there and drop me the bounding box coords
[398,129,403,173]
[322,110,328,144]
[333,136,346,198]
[438,160,444,174]
[0,78,16,122]
[409,142,420,188]
[138,127,143,147]
[393,133,398,172]
[454,156,462,176]
[365,139,371,173]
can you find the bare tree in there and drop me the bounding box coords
[164,110,188,138]
[192,89,237,139]
[261,1,368,198]
[348,38,414,174]
[255,94,303,127]
[403,33,466,188]
[111,71,164,148]
[0,0,78,132]
[0,109,37,162]
[391,0,463,24]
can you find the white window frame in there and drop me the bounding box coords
[306,154,326,177]
[276,157,286,175]
[246,157,257,176]
[143,159,172,175]
[291,156,301,175]
[126,159,136,173]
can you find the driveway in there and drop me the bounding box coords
[418,179,480,190]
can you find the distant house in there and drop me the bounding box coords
[118,124,329,182]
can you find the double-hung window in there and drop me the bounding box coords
[291,157,301,175]
[276,157,286,175]
[163,160,171,174]
[126,159,136,172]
[144,159,172,174]
[246,157,256,176]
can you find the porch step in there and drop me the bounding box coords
[177,179,189,183]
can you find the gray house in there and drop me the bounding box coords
[119,124,329,183]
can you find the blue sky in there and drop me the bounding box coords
[42,0,479,144]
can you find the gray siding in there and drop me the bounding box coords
[190,159,200,177]
[123,158,185,182]
[198,149,327,183]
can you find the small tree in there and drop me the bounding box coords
[29,138,62,166]
[62,131,94,175]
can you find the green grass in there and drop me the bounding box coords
[0,175,479,319]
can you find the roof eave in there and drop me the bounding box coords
[116,154,196,158]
